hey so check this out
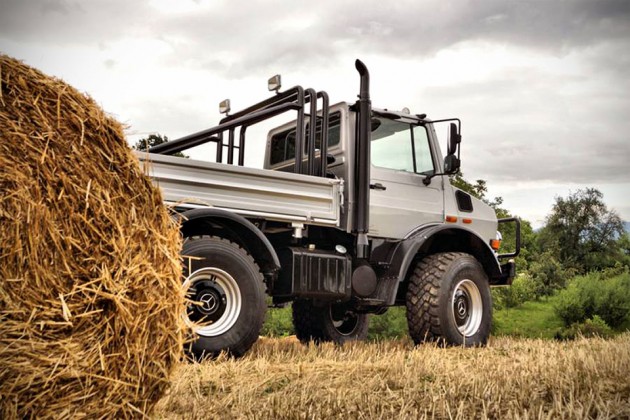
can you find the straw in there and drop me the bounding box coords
[0,54,185,419]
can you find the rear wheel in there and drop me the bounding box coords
[292,299,323,343]
[406,252,492,346]
[182,236,266,358]
[292,300,369,345]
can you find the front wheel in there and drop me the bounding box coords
[406,252,492,346]
[182,236,266,358]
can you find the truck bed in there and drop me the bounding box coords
[136,152,343,226]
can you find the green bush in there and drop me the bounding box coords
[600,262,629,280]
[368,307,408,340]
[596,274,630,328]
[261,304,413,340]
[528,251,574,296]
[554,273,630,329]
[261,305,294,337]
[492,274,541,309]
[555,315,614,340]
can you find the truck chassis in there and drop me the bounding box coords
[142,60,520,358]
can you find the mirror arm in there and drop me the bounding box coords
[423,172,441,186]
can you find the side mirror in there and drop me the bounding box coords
[447,122,461,155]
[444,154,460,174]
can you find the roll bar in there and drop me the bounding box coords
[149,84,330,178]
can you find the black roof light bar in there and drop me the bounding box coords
[150,84,330,177]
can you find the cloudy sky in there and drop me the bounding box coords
[1,0,629,227]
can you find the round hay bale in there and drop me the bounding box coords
[0,55,185,418]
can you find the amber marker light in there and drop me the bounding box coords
[445,215,458,223]
[462,218,472,224]
[490,239,502,251]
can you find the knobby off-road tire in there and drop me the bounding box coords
[292,299,324,343]
[406,252,492,347]
[292,300,369,345]
[182,236,266,359]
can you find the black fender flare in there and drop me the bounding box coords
[176,208,280,278]
[385,224,503,288]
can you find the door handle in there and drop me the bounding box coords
[370,183,387,191]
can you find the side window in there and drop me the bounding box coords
[307,112,341,153]
[371,118,434,175]
[269,111,341,166]
[270,132,287,165]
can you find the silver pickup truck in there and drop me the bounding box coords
[141,60,520,358]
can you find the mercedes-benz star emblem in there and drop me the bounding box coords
[457,300,467,317]
[199,293,217,312]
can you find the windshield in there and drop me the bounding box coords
[371,117,434,175]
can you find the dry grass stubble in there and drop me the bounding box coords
[155,334,630,419]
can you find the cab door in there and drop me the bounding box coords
[368,118,444,239]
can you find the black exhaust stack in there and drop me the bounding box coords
[354,59,371,259]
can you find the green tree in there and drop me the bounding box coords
[449,173,488,201]
[537,188,625,272]
[618,233,630,266]
[449,173,504,209]
[133,133,188,158]
[528,250,574,295]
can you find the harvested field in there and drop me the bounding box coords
[154,334,630,419]
[0,55,184,418]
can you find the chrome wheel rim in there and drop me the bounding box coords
[183,267,241,336]
[451,279,482,337]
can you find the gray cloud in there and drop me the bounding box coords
[1,0,629,220]
[0,0,150,46]
[3,0,629,74]
[418,43,630,186]
[143,0,630,77]
[326,0,630,53]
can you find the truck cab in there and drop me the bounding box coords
[264,103,497,242]
[144,60,520,359]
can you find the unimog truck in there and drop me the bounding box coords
[141,60,520,358]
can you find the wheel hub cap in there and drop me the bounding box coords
[454,292,470,324]
[183,267,241,337]
[451,279,483,337]
[198,291,220,314]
